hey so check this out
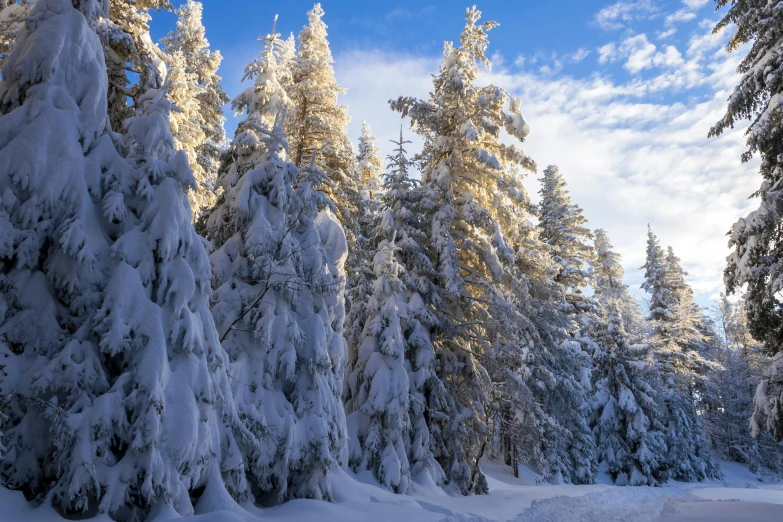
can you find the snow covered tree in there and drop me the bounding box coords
[207,110,347,501]
[374,129,447,486]
[0,0,29,67]
[0,1,243,517]
[641,228,719,481]
[392,6,595,489]
[161,0,228,221]
[711,0,783,442]
[0,0,120,508]
[702,296,783,473]
[538,165,594,295]
[589,230,667,485]
[591,304,668,486]
[214,15,295,212]
[344,236,412,493]
[535,165,598,482]
[287,4,360,265]
[344,122,385,366]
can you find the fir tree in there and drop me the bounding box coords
[0,0,120,508]
[344,236,412,493]
[161,0,228,221]
[344,122,385,374]
[641,228,720,482]
[593,229,642,336]
[711,0,783,441]
[207,110,347,501]
[392,6,594,490]
[105,0,172,130]
[590,230,668,486]
[377,129,446,486]
[0,1,243,517]
[591,304,668,486]
[536,165,598,483]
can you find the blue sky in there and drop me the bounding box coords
[151,1,758,307]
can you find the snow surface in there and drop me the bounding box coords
[2,460,781,522]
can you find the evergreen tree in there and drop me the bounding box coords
[591,304,668,486]
[377,130,446,486]
[207,109,347,501]
[536,165,598,483]
[711,0,783,441]
[0,1,243,517]
[641,228,719,481]
[344,236,412,493]
[538,165,594,294]
[705,296,783,473]
[590,230,668,485]
[356,121,384,205]
[344,122,385,374]
[392,6,593,490]
[287,4,360,268]
[161,0,228,221]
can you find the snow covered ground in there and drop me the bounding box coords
[2,461,781,522]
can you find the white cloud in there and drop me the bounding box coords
[598,42,619,64]
[594,0,658,30]
[570,48,591,63]
[666,9,697,26]
[331,24,756,305]
[682,0,710,9]
[621,34,658,73]
[656,28,678,40]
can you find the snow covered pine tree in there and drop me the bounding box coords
[536,165,597,484]
[0,0,243,519]
[641,227,720,482]
[208,32,347,498]
[590,230,668,486]
[344,235,413,493]
[162,0,229,221]
[711,0,783,442]
[392,6,596,490]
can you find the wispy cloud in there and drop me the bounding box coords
[594,0,658,30]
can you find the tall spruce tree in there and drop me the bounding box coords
[641,228,720,481]
[207,97,347,501]
[392,6,594,489]
[161,0,228,221]
[711,0,783,441]
[0,1,243,517]
[344,236,413,493]
[536,165,597,483]
[590,230,668,485]
[379,130,447,486]
[104,0,171,130]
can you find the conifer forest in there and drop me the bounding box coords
[0,1,782,520]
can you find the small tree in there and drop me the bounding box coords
[207,112,347,501]
[345,236,412,493]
